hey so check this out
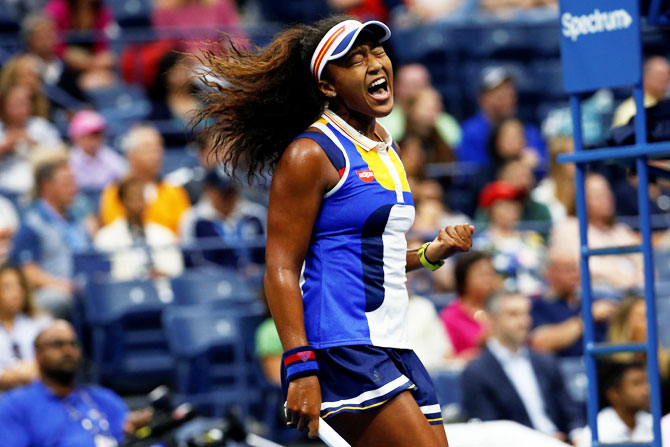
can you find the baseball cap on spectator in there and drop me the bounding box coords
[68,110,106,139]
[204,167,235,193]
[479,66,514,92]
[478,181,526,209]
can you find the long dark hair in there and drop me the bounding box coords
[192,15,354,182]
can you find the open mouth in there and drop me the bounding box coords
[367,77,390,101]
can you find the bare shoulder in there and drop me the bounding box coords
[273,136,337,193]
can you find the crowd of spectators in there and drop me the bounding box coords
[0,1,669,446]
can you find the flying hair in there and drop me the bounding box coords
[192,15,355,183]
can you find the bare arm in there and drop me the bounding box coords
[406,224,474,272]
[530,317,583,352]
[264,138,339,438]
[22,263,74,294]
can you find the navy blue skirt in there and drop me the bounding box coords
[281,345,443,425]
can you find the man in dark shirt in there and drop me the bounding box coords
[457,66,547,168]
[530,248,616,357]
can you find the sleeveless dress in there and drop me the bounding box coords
[280,109,443,424]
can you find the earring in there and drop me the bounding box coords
[331,93,337,97]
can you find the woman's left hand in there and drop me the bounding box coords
[425,224,474,262]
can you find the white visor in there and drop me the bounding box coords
[310,19,391,81]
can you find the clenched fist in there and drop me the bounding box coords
[425,224,474,263]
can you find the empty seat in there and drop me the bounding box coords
[106,0,152,28]
[162,305,264,416]
[170,268,256,307]
[84,278,174,391]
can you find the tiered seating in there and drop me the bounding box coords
[84,278,175,391]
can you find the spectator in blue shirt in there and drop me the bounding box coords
[180,167,266,270]
[530,247,616,357]
[0,320,152,447]
[457,66,547,170]
[9,158,90,318]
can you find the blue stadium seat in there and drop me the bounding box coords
[465,26,533,59]
[161,150,199,177]
[0,2,19,34]
[557,357,587,415]
[527,24,561,57]
[170,268,256,307]
[162,305,264,417]
[106,0,152,28]
[257,0,331,25]
[431,369,462,413]
[86,84,150,137]
[84,278,175,391]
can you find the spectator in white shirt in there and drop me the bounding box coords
[94,176,183,281]
[0,263,51,390]
[577,360,652,447]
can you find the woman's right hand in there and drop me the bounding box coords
[285,375,322,438]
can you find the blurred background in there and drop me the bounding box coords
[1,0,670,446]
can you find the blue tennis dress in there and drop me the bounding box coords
[283,109,442,424]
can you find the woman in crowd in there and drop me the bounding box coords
[94,176,183,281]
[0,263,51,390]
[45,0,117,90]
[0,83,63,194]
[439,251,496,360]
[551,173,643,294]
[400,87,455,166]
[148,51,201,147]
[0,54,50,119]
[474,180,546,294]
[532,135,575,223]
[194,15,474,446]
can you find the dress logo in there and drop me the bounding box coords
[356,170,375,183]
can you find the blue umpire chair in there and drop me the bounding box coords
[84,278,175,391]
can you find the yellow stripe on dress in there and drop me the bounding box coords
[387,146,411,192]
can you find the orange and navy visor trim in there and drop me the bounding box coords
[310,19,391,81]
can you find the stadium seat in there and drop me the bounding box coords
[84,278,175,391]
[161,149,199,177]
[557,357,587,411]
[86,83,150,137]
[162,305,264,417]
[170,268,256,307]
[106,0,152,28]
[431,369,462,417]
[0,2,19,35]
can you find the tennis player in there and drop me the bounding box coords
[194,16,473,447]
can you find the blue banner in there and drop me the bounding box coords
[560,0,641,93]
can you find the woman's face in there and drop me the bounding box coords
[629,300,647,343]
[464,258,497,301]
[3,85,33,125]
[0,269,26,317]
[496,120,526,159]
[166,57,192,93]
[16,57,42,93]
[324,36,394,118]
[410,89,441,124]
[489,199,521,229]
